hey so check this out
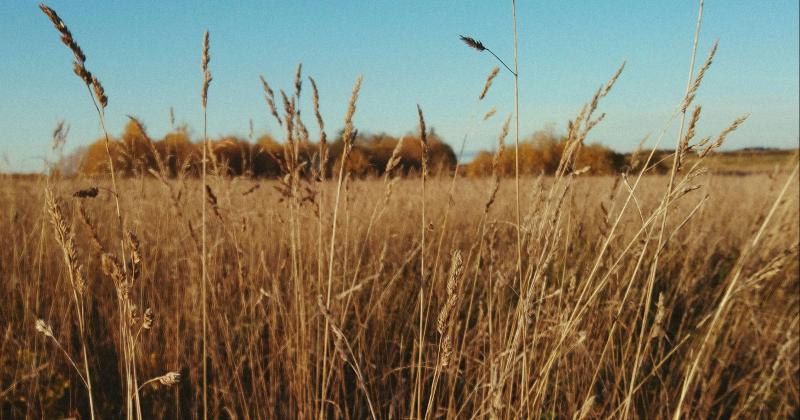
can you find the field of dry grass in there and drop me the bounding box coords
[1,170,798,418]
[1,2,798,419]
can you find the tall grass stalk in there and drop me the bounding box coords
[321,76,362,419]
[622,2,705,417]
[200,29,212,420]
[510,2,527,412]
[414,104,429,420]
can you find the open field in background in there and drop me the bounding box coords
[1,171,798,418]
[679,149,799,175]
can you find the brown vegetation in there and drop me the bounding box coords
[73,121,460,179]
[1,2,798,419]
[2,172,798,418]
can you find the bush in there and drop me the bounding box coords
[464,129,625,177]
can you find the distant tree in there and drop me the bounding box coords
[465,151,495,178]
[159,129,195,177]
[465,129,624,177]
[68,120,624,179]
[80,137,125,177]
[252,134,283,178]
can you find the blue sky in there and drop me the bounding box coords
[1,1,797,172]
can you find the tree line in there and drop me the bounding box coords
[63,120,641,178]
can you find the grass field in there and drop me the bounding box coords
[1,170,798,418]
[1,2,798,419]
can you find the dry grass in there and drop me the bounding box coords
[1,172,798,418]
[1,2,798,419]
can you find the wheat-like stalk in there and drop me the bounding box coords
[460,35,516,76]
[414,103,429,420]
[136,371,181,394]
[425,250,464,419]
[320,76,363,419]
[43,187,96,419]
[479,67,500,101]
[485,116,510,214]
[199,29,211,420]
[259,75,282,126]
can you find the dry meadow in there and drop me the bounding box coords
[1,170,798,418]
[1,2,799,419]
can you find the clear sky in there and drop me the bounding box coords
[1,1,798,172]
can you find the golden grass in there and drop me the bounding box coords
[3,3,798,419]
[1,172,798,418]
